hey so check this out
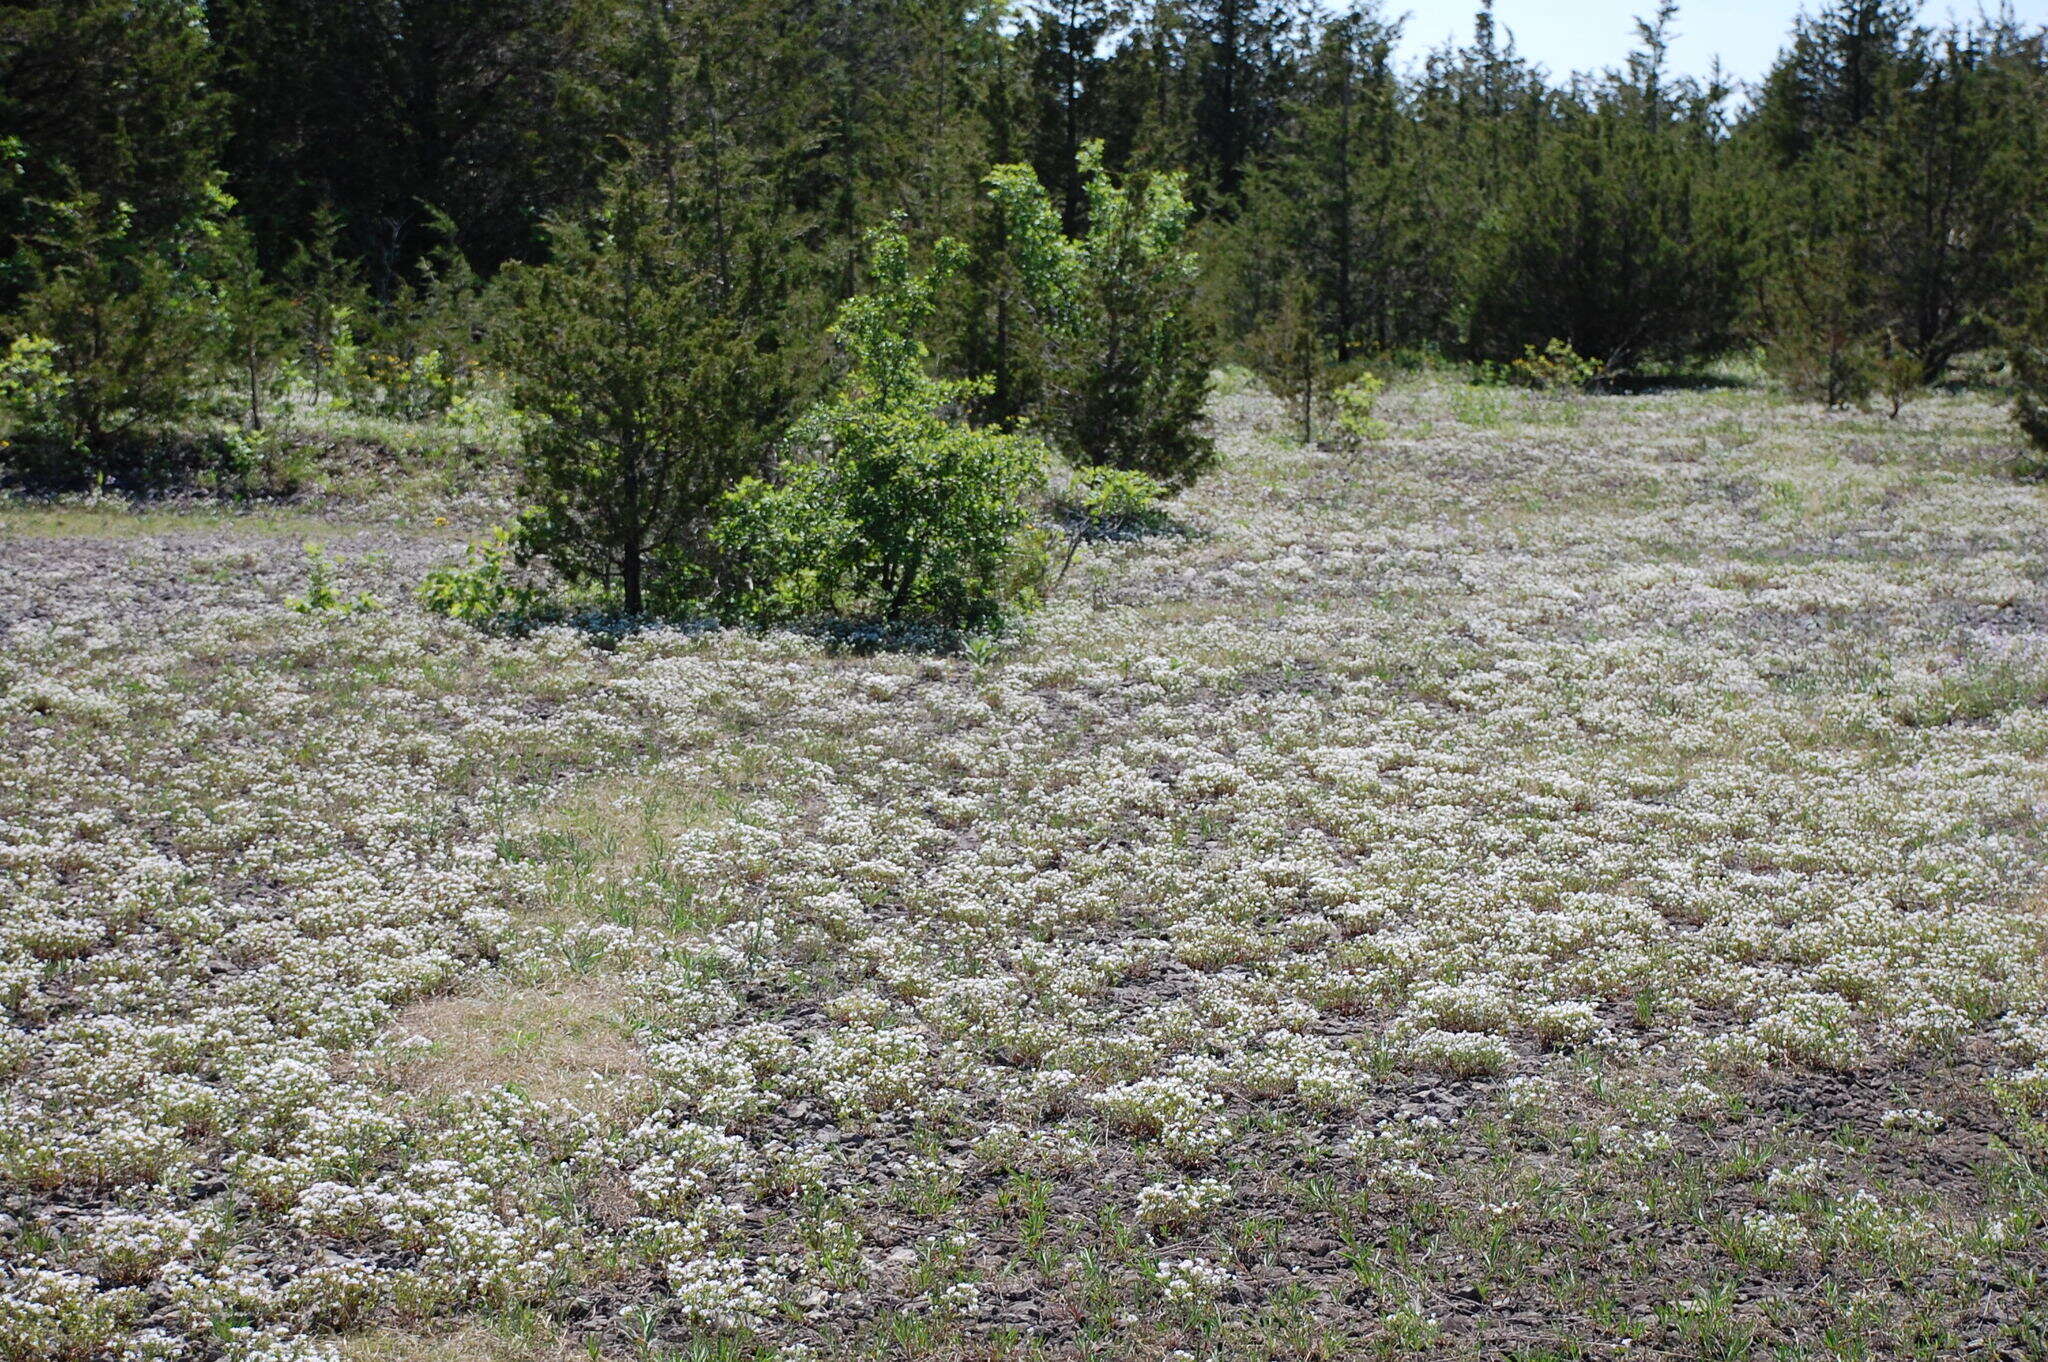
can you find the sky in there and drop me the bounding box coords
[1388,0,2048,91]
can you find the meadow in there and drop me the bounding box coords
[4,377,2048,1361]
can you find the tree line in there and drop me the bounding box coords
[3,0,2047,626]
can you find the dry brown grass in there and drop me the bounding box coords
[339,1321,601,1361]
[395,978,647,1109]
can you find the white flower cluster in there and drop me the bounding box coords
[1135,1178,1234,1232]
[1092,1077,1231,1164]
[667,1253,783,1332]
[1156,1256,1230,1305]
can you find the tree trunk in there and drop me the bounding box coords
[887,544,924,621]
[624,541,644,617]
[623,442,644,616]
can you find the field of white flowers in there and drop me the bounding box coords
[4,380,2048,1361]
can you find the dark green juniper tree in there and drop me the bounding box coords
[496,164,794,617]
[3,193,219,485]
[1247,274,1331,444]
[1465,4,1749,370]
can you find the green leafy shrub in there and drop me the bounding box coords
[716,229,1046,631]
[344,344,464,422]
[1051,465,1167,587]
[1451,383,1510,428]
[1510,339,1601,393]
[417,525,543,624]
[1332,371,1388,446]
[288,544,378,615]
[0,333,65,455]
[1071,465,1166,532]
[987,142,1217,487]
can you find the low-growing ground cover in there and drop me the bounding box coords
[3,382,2047,1361]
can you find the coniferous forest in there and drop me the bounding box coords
[9,5,2048,1361]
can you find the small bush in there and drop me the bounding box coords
[1332,371,1388,446]
[1070,465,1166,535]
[1451,383,1510,428]
[202,428,313,499]
[417,525,543,624]
[288,544,378,615]
[1050,465,1167,589]
[1762,237,1880,411]
[0,334,66,457]
[716,229,1046,631]
[281,204,369,408]
[341,216,490,422]
[1510,339,1601,393]
[1875,337,1921,421]
[210,214,297,431]
[1246,278,1332,443]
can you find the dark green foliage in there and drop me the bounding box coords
[717,229,1046,630]
[583,0,814,313]
[1183,0,1302,208]
[205,0,591,280]
[1466,8,1749,370]
[1762,225,1880,410]
[1748,6,2048,382]
[1751,0,1924,164]
[2010,277,2048,468]
[2,194,217,486]
[1020,1,1122,233]
[496,168,795,617]
[211,215,297,431]
[0,0,225,303]
[1853,26,2047,376]
[1246,277,1331,443]
[989,144,1216,487]
[1263,8,1417,358]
